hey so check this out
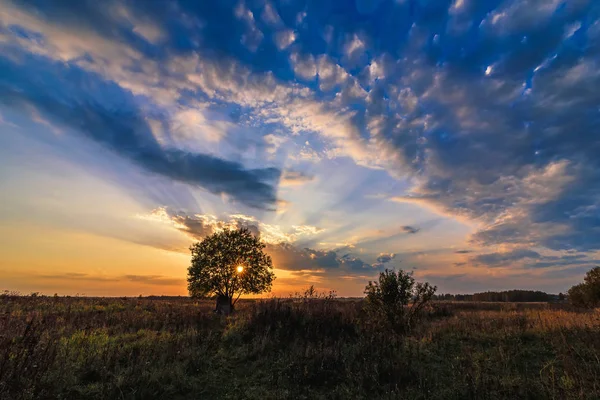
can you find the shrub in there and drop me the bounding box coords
[364,269,436,334]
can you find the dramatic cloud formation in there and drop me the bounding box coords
[0,53,280,209]
[1,0,599,295]
[137,207,385,275]
[138,207,326,245]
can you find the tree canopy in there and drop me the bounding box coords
[568,267,600,308]
[187,228,275,308]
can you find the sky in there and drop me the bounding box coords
[1,0,599,297]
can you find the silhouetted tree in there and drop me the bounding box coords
[187,228,275,314]
[364,269,436,334]
[568,267,600,308]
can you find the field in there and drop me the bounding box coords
[1,295,599,399]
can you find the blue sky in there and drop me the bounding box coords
[1,0,599,296]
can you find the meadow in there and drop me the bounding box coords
[1,294,599,399]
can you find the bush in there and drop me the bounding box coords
[364,269,436,334]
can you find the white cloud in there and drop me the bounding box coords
[368,59,385,82]
[263,133,288,156]
[138,207,324,245]
[290,52,317,80]
[234,1,264,52]
[274,29,296,50]
[344,33,365,58]
[484,0,564,34]
[449,0,466,14]
[296,11,307,25]
[317,56,349,91]
[261,2,282,26]
[111,4,165,43]
[171,108,231,145]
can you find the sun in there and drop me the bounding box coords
[236,265,244,273]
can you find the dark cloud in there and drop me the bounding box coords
[40,273,118,282]
[0,53,280,209]
[522,255,600,270]
[339,253,372,270]
[123,275,183,286]
[39,273,181,286]
[280,170,315,186]
[267,243,376,272]
[471,249,599,270]
[472,249,542,267]
[455,250,472,254]
[401,226,420,234]
[376,252,396,263]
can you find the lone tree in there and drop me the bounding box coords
[568,266,600,308]
[187,227,275,314]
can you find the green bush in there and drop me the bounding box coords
[364,269,436,334]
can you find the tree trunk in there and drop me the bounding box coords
[215,294,233,315]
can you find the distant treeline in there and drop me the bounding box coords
[434,290,560,302]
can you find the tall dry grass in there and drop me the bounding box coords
[0,294,598,399]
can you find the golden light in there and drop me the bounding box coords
[236,265,244,273]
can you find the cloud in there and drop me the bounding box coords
[123,275,183,286]
[40,272,118,282]
[371,252,397,268]
[343,33,366,65]
[280,170,315,187]
[0,54,280,209]
[472,249,542,267]
[138,208,389,274]
[268,243,374,272]
[274,29,296,50]
[261,2,283,27]
[470,249,599,271]
[401,226,420,234]
[455,250,472,254]
[138,207,324,244]
[290,52,317,80]
[234,1,264,52]
[376,252,396,263]
[39,272,182,286]
[317,56,350,91]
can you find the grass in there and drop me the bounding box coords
[1,295,599,399]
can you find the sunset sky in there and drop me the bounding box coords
[1,0,599,296]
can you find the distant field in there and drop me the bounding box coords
[1,296,599,399]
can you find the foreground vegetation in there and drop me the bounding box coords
[1,294,599,399]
